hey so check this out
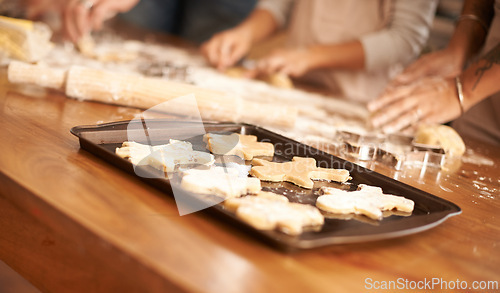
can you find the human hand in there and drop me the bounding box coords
[200,27,253,71]
[387,48,464,89]
[255,47,313,77]
[62,0,139,43]
[368,77,462,133]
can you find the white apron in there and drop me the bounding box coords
[286,0,397,102]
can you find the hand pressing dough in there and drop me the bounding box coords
[115,140,215,173]
[250,157,351,189]
[225,66,294,88]
[224,192,324,235]
[224,67,248,78]
[258,73,294,89]
[316,184,414,220]
[180,166,261,199]
[414,124,466,157]
[77,34,138,63]
[76,34,96,57]
[204,133,274,160]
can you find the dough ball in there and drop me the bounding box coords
[414,124,466,157]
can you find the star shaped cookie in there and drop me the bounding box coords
[224,192,324,235]
[180,166,261,199]
[250,157,351,189]
[316,184,414,220]
[115,140,215,173]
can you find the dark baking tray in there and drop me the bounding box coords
[70,119,461,251]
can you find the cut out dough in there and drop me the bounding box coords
[224,192,324,235]
[250,157,351,189]
[180,166,261,199]
[204,133,274,160]
[259,72,294,89]
[116,140,215,173]
[414,124,466,157]
[224,191,289,211]
[225,67,294,88]
[316,184,414,220]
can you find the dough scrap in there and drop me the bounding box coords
[180,166,261,199]
[224,191,289,211]
[76,34,95,57]
[259,72,294,89]
[224,192,324,235]
[250,157,351,189]
[414,124,466,157]
[225,66,294,88]
[316,184,414,220]
[204,133,274,160]
[115,140,214,173]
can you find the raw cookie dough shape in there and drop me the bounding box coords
[224,192,324,235]
[204,133,274,160]
[225,66,294,88]
[224,191,289,211]
[250,157,351,189]
[115,140,215,173]
[316,184,415,220]
[414,124,466,157]
[180,166,261,199]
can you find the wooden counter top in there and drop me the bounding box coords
[1,58,499,292]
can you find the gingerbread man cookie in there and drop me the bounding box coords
[316,184,414,220]
[180,166,261,199]
[250,157,351,189]
[224,192,324,235]
[116,140,215,173]
[204,133,274,160]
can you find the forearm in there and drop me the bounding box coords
[306,41,365,71]
[447,0,495,66]
[236,9,280,45]
[461,43,500,111]
[361,0,438,71]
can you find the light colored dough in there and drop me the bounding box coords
[414,124,466,157]
[224,66,294,88]
[259,73,294,89]
[180,166,261,199]
[204,133,274,160]
[115,140,215,173]
[224,193,324,235]
[250,156,351,189]
[224,67,248,78]
[316,184,414,220]
[224,191,289,212]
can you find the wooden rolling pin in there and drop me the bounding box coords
[7,61,297,128]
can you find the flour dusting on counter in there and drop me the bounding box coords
[37,33,369,151]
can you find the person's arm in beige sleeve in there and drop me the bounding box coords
[200,0,294,71]
[386,0,495,86]
[256,0,437,78]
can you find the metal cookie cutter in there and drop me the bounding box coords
[405,142,446,168]
[139,61,191,82]
[338,130,384,161]
[338,130,447,170]
[378,138,446,170]
[377,134,414,170]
